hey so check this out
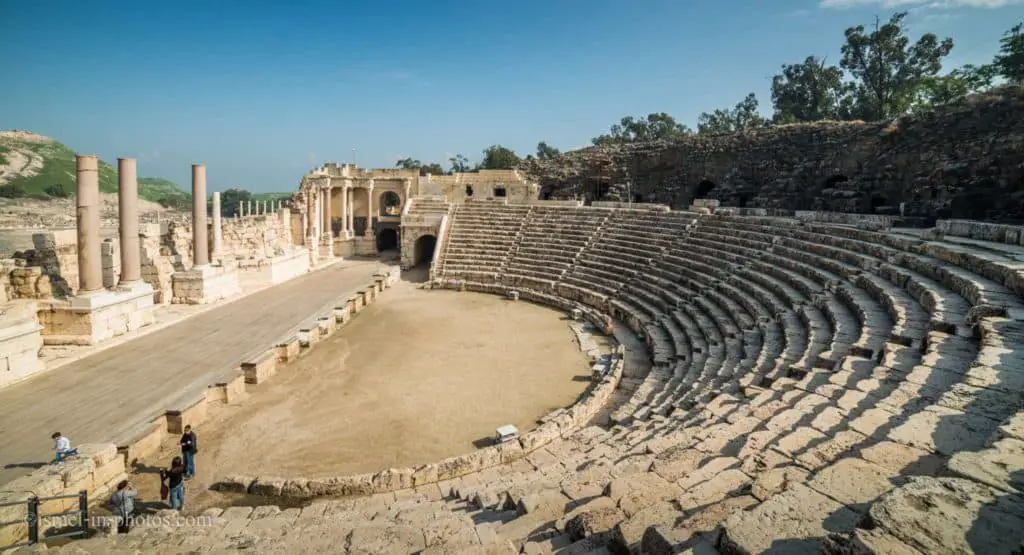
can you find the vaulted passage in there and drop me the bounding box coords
[695,180,717,199]
[414,235,437,265]
[377,228,398,251]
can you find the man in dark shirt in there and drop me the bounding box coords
[179,425,197,480]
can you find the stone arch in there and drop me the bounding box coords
[380,191,402,217]
[377,227,399,251]
[695,180,717,199]
[824,174,849,188]
[414,235,437,265]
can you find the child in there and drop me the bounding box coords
[51,432,78,464]
[179,425,198,479]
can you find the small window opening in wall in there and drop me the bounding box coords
[465,185,474,197]
[494,187,507,198]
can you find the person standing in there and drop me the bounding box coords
[179,425,197,479]
[108,480,138,533]
[160,457,186,511]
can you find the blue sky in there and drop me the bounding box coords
[0,0,1018,193]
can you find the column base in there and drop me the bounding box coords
[171,264,241,305]
[39,285,156,346]
[0,300,44,387]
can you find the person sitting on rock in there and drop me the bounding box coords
[51,432,78,464]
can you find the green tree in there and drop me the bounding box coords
[771,56,849,123]
[697,93,767,134]
[480,145,521,170]
[536,141,561,160]
[994,22,1024,86]
[913,64,996,110]
[839,11,954,120]
[395,157,422,170]
[591,113,691,145]
[448,154,471,173]
[220,187,252,217]
[420,162,446,175]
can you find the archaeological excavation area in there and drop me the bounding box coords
[1,92,1024,555]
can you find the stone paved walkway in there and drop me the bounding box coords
[0,259,388,487]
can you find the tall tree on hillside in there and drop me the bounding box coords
[771,56,849,123]
[536,141,561,160]
[448,154,471,173]
[420,162,446,175]
[912,64,996,110]
[994,22,1024,86]
[697,93,767,134]
[395,157,422,170]
[591,113,691,145]
[480,145,521,170]
[839,11,954,120]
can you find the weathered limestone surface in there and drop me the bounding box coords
[521,88,1024,220]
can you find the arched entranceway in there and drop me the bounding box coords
[414,235,437,265]
[695,180,717,199]
[380,191,402,217]
[377,228,398,251]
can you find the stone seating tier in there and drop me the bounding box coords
[72,205,1023,554]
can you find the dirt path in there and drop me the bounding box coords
[130,277,603,511]
[0,260,386,487]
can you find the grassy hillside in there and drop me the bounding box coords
[0,133,190,203]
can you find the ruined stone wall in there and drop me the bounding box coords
[220,214,291,261]
[521,87,1024,222]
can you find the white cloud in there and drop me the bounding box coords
[821,0,1023,8]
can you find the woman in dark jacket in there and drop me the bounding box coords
[160,456,186,510]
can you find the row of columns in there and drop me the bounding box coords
[237,200,283,217]
[75,157,222,294]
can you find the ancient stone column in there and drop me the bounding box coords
[211,191,223,260]
[263,200,268,214]
[366,180,375,236]
[324,187,333,237]
[340,183,350,237]
[248,200,253,217]
[305,189,314,237]
[238,200,243,218]
[192,164,210,267]
[403,178,412,204]
[346,187,354,235]
[117,157,142,285]
[76,155,103,293]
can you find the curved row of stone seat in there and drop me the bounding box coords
[437,208,1024,553]
[94,206,1013,555]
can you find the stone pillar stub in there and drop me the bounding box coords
[76,155,103,293]
[212,191,223,260]
[117,157,142,284]
[192,164,210,267]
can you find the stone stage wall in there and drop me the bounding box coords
[0,212,296,306]
[521,87,1024,222]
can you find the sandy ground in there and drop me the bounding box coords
[128,271,605,511]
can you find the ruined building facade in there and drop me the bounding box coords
[520,87,1024,223]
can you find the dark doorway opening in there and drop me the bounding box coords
[494,187,507,198]
[824,174,849,188]
[695,180,716,199]
[738,194,750,208]
[632,193,643,203]
[414,235,437,265]
[870,195,888,212]
[465,185,474,197]
[377,228,398,251]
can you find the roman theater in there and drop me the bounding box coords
[1,90,1023,554]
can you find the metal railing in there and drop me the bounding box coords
[0,489,89,548]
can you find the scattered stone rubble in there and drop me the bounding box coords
[42,203,1024,554]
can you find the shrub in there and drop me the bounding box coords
[45,183,71,198]
[0,183,27,198]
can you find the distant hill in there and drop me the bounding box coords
[0,131,190,203]
[251,192,292,202]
